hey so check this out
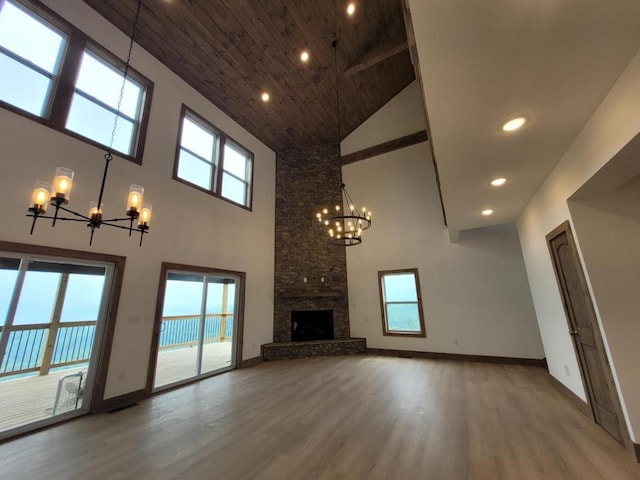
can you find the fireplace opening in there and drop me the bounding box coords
[291,310,334,342]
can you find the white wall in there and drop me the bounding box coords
[342,86,544,359]
[341,81,427,156]
[0,0,275,399]
[517,48,640,441]
[568,173,640,441]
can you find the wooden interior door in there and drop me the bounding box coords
[546,221,624,443]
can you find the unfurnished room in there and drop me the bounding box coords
[1,0,640,478]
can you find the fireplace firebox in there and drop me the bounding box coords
[291,310,334,341]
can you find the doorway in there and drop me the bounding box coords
[149,263,245,392]
[546,221,627,444]
[0,243,123,440]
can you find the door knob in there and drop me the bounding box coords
[569,330,578,336]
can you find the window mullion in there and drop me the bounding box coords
[215,135,226,195]
[72,89,137,123]
[48,29,86,126]
[0,46,54,79]
[180,146,213,167]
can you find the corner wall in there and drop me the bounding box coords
[568,174,640,442]
[517,48,640,441]
[342,84,544,360]
[0,0,275,399]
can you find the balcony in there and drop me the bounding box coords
[0,313,233,435]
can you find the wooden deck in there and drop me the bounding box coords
[0,341,233,435]
[154,341,233,388]
[0,366,87,434]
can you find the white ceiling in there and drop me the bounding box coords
[407,0,640,239]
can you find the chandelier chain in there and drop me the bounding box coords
[109,0,143,152]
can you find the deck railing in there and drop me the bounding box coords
[0,313,233,378]
[159,314,234,349]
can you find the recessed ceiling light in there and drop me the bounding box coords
[481,209,494,216]
[502,117,526,132]
[490,177,507,187]
[300,50,310,63]
[347,3,356,16]
[261,92,270,103]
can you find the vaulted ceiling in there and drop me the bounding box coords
[83,0,415,152]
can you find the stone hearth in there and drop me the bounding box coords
[261,338,367,361]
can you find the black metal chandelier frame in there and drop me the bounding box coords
[25,0,150,246]
[315,183,372,246]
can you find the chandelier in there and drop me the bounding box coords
[314,38,372,246]
[26,0,151,246]
[315,183,372,246]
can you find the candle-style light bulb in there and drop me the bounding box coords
[52,167,74,204]
[89,201,103,225]
[29,181,51,214]
[127,185,144,217]
[139,203,152,228]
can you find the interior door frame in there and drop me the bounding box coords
[145,262,246,395]
[0,241,126,416]
[545,221,631,450]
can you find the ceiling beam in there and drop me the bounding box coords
[344,38,408,77]
[341,130,427,165]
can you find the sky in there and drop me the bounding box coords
[0,268,236,328]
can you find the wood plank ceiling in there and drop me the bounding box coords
[82,0,415,152]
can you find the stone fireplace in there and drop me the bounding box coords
[262,143,366,360]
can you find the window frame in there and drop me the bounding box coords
[173,104,254,210]
[0,0,153,164]
[378,268,426,337]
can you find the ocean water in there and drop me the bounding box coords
[0,272,235,376]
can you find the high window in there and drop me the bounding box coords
[0,0,66,117]
[0,0,153,163]
[378,269,426,337]
[174,106,254,209]
[66,50,145,156]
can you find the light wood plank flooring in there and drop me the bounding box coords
[1,355,639,480]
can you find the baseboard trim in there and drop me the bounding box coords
[547,374,591,419]
[93,388,147,414]
[366,348,547,367]
[241,356,263,368]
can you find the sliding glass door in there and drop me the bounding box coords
[153,270,239,391]
[0,254,111,439]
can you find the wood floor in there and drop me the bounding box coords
[1,355,639,480]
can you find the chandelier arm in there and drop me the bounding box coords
[56,205,92,221]
[100,221,144,231]
[38,216,88,223]
[101,216,136,223]
[26,212,88,223]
